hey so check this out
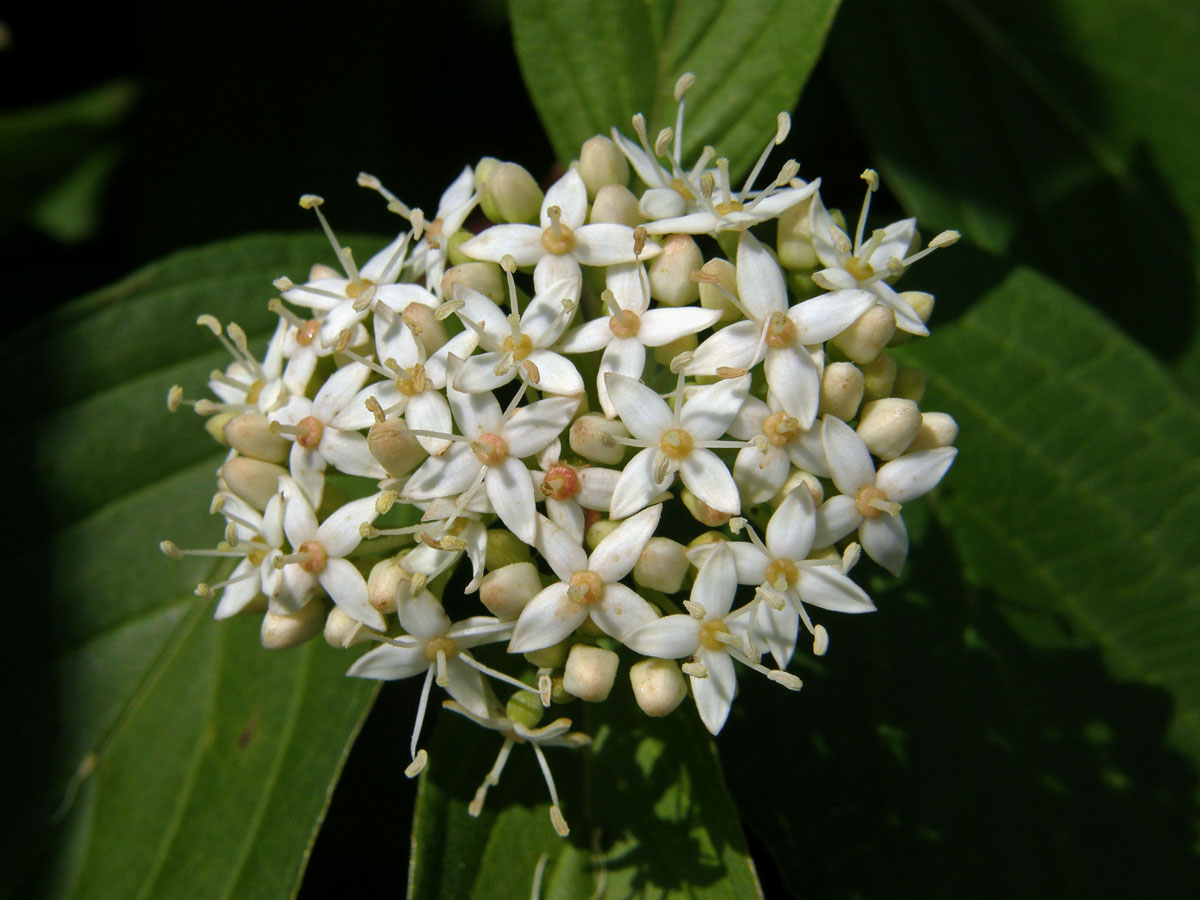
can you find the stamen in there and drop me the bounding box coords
[855,169,879,256]
[767,669,804,691]
[459,653,543,696]
[654,127,673,159]
[681,661,708,678]
[812,624,829,656]
[409,667,435,769]
[741,112,790,196]
[673,72,695,164]
[683,599,706,619]
[531,742,569,835]
[166,385,183,412]
[435,298,464,320]
[469,738,515,816]
[268,298,307,329]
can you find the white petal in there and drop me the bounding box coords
[692,648,736,735]
[347,643,429,680]
[623,614,700,659]
[605,261,651,314]
[821,415,876,496]
[875,448,957,503]
[735,230,788,322]
[213,560,260,620]
[576,467,619,510]
[641,211,718,235]
[692,541,737,619]
[788,290,877,344]
[609,447,673,520]
[317,494,379,558]
[374,310,423,368]
[728,395,768,441]
[319,558,385,630]
[519,277,577,345]
[813,267,858,291]
[447,377,503,438]
[396,590,452,640]
[752,597,798,669]
[679,449,741,516]
[638,307,723,347]
[532,254,582,300]
[873,281,929,337]
[589,504,662,583]
[611,127,669,189]
[813,494,862,548]
[597,338,646,418]
[591,582,661,641]
[604,373,672,441]
[425,330,479,388]
[785,425,831,478]
[360,233,412,283]
[558,318,614,354]
[486,456,538,544]
[333,382,402,432]
[795,567,875,614]
[542,169,588,229]
[280,476,318,546]
[448,615,514,649]
[451,352,516,395]
[503,395,580,458]
[405,390,453,456]
[681,374,750,441]
[766,487,816,562]
[458,224,544,267]
[867,218,917,272]
[547,498,585,544]
[443,655,490,718]
[860,514,908,576]
[728,542,769,586]
[373,283,438,314]
[764,346,820,427]
[684,320,762,375]
[534,514,590,581]
[523,349,584,396]
[403,444,482,499]
[312,361,371,421]
[320,429,387,479]
[508,583,587,652]
[573,224,654,266]
[734,444,790,505]
[638,187,686,220]
[288,443,325,510]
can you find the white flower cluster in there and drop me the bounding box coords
[163,76,958,837]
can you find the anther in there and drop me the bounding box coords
[654,128,673,158]
[674,72,695,101]
[404,749,428,778]
[375,490,398,515]
[435,298,463,320]
[166,385,183,412]
[768,670,804,691]
[633,226,647,257]
[159,540,183,559]
[681,661,708,678]
[683,599,706,619]
[299,194,324,209]
[273,276,294,292]
[668,350,693,373]
[812,624,829,656]
[715,366,747,378]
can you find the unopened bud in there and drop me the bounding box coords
[368,420,426,478]
[367,557,407,614]
[648,234,703,307]
[478,160,543,224]
[772,469,823,510]
[324,607,373,648]
[651,332,699,366]
[223,414,290,463]
[506,689,545,729]
[857,399,922,460]
[585,517,619,551]
[633,537,689,594]
[906,412,958,452]
[891,366,926,403]
[860,351,898,402]
[696,257,740,324]
[524,641,570,670]
[578,135,629,198]
[589,183,642,226]
[681,488,731,527]
[686,531,726,554]
[776,194,820,271]
[569,413,628,465]
[563,645,619,703]
[442,261,506,305]
[220,457,287,510]
[818,362,864,421]
[260,602,324,650]
[400,302,447,357]
[484,529,532,570]
[479,562,541,620]
[629,659,687,717]
[888,292,935,345]
[204,411,236,445]
[831,305,896,364]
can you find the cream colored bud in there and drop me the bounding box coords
[585,517,619,551]
[857,399,922,460]
[485,529,532,570]
[634,537,689,594]
[478,161,543,224]
[563,645,619,703]
[368,420,425,478]
[260,602,324,650]
[589,183,642,226]
[651,332,699,366]
[681,489,731,527]
[569,413,628,465]
[696,257,740,324]
[772,469,823,510]
[367,557,407,614]
[630,659,687,717]
[324,607,373,648]
[687,531,727,554]
[906,412,958,452]
[220,457,288,510]
[860,351,898,403]
[887,292,935,345]
[818,362,864,421]
[204,410,236,445]
[579,135,629,198]
[442,261,506,304]
[479,562,541,620]
[892,366,926,403]
[648,234,703,307]
[831,305,896,364]
[776,195,819,271]
[401,302,448,357]
[525,641,570,670]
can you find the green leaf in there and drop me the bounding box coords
[509,0,841,179]
[4,235,379,900]
[826,0,1200,391]
[408,687,763,899]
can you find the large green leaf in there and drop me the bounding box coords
[510,0,841,179]
[408,687,763,898]
[3,235,378,899]
[826,0,1200,391]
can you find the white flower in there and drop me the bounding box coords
[557,261,721,417]
[727,394,828,503]
[508,505,663,653]
[686,230,874,426]
[605,371,750,519]
[815,415,957,575]
[458,168,659,297]
[530,440,619,544]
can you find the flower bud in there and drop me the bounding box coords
[525,641,570,670]
[772,468,823,510]
[224,414,290,463]
[589,184,642,226]
[485,529,532,570]
[776,194,819,271]
[629,659,687,717]
[477,160,543,224]
[220,457,288,510]
[906,412,958,452]
[586,517,619,550]
[260,601,324,650]
[578,135,629,198]
[400,302,448,358]
[687,531,726,554]
[887,292,935,345]
[368,420,425,478]
[634,537,689,594]
[857,399,922,460]
[442,261,506,305]
[367,557,407,614]
[891,366,926,403]
[569,413,628,465]
[324,606,373,649]
[831,305,895,364]
[204,411,236,445]
[682,488,731,527]
[697,257,740,324]
[860,351,898,403]
[563,644,619,703]
[648,234,702,307]
[651,332,699,366]
[506,689,545,728]
[479,561,541,620]
[818,362,864,421]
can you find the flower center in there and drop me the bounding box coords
[846,258,874,283]
[395,363,428,397]
[659,427,694,460]
[540,205,576,255]
[608,308,641,339]
[699,619,730,651]
[764,312,795,348]
[855,484,899,519]
[345,278,375,299]
[761,411,800,447]
[567,570,605,606]
[541,464,580,500]
[296,319,321,346]
[670,177,695,201]
[501,333,534,360]
[472,432,509,466]
[423,635,457,662]
[714,199,744,215]
[295,415,324,449]
[297,539,328,574]
[765,558,799,588]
